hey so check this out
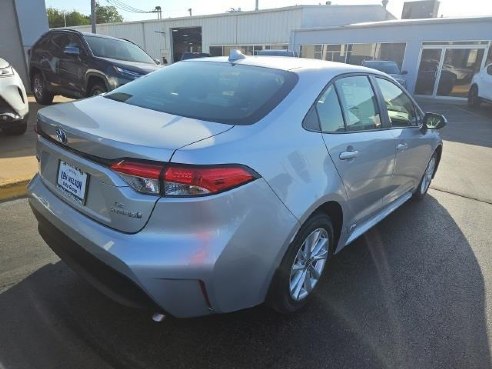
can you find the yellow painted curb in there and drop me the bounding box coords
[0,179,30,202]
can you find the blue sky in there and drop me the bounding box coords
[45,0,492,21]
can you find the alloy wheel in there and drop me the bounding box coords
[33,76,43,99]
[420,156,436,195]
[289,228,329,301]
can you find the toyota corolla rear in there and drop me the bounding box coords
[28,58,301,318]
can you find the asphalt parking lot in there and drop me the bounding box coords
[0,99,491,369]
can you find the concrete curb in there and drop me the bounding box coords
[0,178,30,202]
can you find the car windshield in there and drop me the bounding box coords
[104,61,298,125]
[84,35,155,64]
[365,61,400,74]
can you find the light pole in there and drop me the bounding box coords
[91,0,96,33]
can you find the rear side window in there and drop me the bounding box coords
[105,61,298,125]
[315,85,345,133]
[335,76,382,132]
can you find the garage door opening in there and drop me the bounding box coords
[171,27,203,62]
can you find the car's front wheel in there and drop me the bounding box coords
[32,73,54,105]
[267,213,334,314]
[413,153,437,200]
[88,83,107,96]
[468,85,481,108]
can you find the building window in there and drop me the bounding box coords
[210,44,288,56]
[209,46,223,56]
[300,42,406,68]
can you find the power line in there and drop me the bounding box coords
[105,0,154,13]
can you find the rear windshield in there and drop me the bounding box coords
[104,61,298,125]
[85,35,155,64]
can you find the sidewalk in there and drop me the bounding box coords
[0,96,71,201]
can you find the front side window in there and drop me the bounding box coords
[84,35,155,64]
[335,76,382,132]
[315,85,345,133]
[105,61,298,125]
[487,64,492,76]
[375,77,418,127]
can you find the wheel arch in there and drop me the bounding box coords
[310,201,344,253]
[29,66,43,86]
[433,144,443,179]
[85,73,109,95]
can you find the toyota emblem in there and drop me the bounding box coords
[55,127,67,144]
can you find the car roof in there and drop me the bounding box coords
[183,55,382,76]
[80,32,123,41]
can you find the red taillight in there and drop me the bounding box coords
[110,161,163,179]
[163,166,255,195]
[110,160,257,196]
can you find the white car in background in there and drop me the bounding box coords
[0,58,29,135]
[468,63,492,107]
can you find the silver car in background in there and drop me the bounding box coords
[28,52,446,318]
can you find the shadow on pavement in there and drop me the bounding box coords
[0,102,41,159]
[0,195,489,369]
[419,101,492,148]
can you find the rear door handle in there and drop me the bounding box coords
[339,150,359,160]
[396,143,408,151]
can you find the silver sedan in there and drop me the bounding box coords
[28,51,446,318]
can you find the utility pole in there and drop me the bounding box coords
[255,0,259,11]
[91,0,96,33]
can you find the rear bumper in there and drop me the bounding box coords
[28,174,299,318]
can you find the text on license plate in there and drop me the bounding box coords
[57,160,89,204]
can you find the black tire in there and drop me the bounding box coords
[468,85,481,108]
[2,120,27,136]
[88,82,107,96]
[31,72,54,105]
[413,152,437,201]
[267,213,335,314]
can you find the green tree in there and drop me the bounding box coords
[65,11,90,27]
[47,8,90,28]
[47,4,123,29]
[96,3,124,24]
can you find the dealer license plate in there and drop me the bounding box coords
[56,160,89,204]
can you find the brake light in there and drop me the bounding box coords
[110,161,257,196]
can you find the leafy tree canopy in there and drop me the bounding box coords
[47,3,123,28]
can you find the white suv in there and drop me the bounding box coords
[468,63,492,107]
[0,58,29,135]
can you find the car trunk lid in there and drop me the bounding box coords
[36,97,233,233]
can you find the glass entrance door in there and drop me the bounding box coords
[415,49,443,96]
[416,46,486,98]
[437,48,484,97]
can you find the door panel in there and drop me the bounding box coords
[318,75,396,226]
[58,35,88,97]
[322,131,396,225]
[391,128,434,199]
[373,76,432,201]
[415,49,443,96]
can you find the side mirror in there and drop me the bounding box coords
[423,112,447,130]
[64,46,80,56]
[401,70,408,75]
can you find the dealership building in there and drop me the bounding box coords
[1,1,490,100]
[71,4,492,100]
[0,0,48,87]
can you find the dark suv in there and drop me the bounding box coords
[29,29,160,104]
